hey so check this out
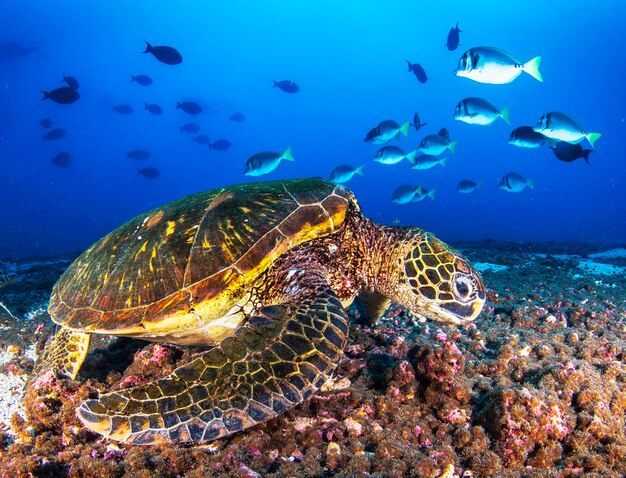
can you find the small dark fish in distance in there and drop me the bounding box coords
[112,104,133,114]
[131,74,153,86]
[62,74,79,90]
[192,134,210,145]
[229,112,245,122]
[43,128,65,141]
[127,149,151,160]
[144,103,163,115]
[143,41,182,65]
[457,180,481,193]
[138,167,160,178]
[179,123,200,134]
[176,101,202,115]
[549,140,593,164]
[272,80,299,93]
[39,118,52,128]
[51,151,71,168]
[438,127,451,142]
[41,87,79,104]
[446,21,462,51]
[209,139,231,151]
[405,60,428,83]
[411,112,427,132]
[508,126,545,148]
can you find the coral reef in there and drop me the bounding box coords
[0,244,625,477]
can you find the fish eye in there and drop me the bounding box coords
[452,273,474,302]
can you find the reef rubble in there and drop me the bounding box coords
[0,243,624,477]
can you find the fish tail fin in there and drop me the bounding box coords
[131,76,136,82]
[144,103,149,109]
[421,121,428,127]
[500,106,511,125]
[523,56,543,82]
[143,41,152,53]
[448,141,459,153]
[586,132,601,148]
[282,146,295,161]
[400,121,410,137]
[477,181,483,188]
[175,102,181,109]
[406,150,417,163]
[405,59,412,71]
[428,189,436,200]
[439,157,448,167]
[272,80,278,88]
[41,91,49,100]
[456,21,462,32]
[582,150,593,164]
[355,165,365,176]
[527,178,535,189]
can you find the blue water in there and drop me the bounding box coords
[1,1,625,259]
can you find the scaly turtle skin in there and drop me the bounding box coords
[34,178,485,445]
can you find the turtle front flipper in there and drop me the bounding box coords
[35,327,91,379]
[76,280,349,445]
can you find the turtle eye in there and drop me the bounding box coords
[452,274,474,302]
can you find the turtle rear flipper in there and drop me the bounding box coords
[76,280,349,445]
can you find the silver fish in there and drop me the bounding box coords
[508,126,545,148]
[457,180,482,193]
[373,146,416,165]
[418,134,458,156]
[330,164,364,183]
[499,173,534,192]
[364,120,410,145]
[455,46,542,84]
[410,155,447,170]
[392,185,423,204]
[454,97,510,125]
[244,147,294,176]
[533,111,601,148]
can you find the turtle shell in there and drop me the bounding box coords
[49,178,354,343]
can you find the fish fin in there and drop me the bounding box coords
[500,107,511,125]
[282,146,295,161]
[131,76,136,82]
[477,181,483,188]
[400,121,410,137]
[406,150,417,163]
[144,103,149,109]
[448,141,459,154]
[421,122,428,127]
[439,157,448,167]
[582,150,593,164]
[143,41,152,53]
[175,102,181,109]
[41,91,49,100]
[271,80,278,88]
[355,165,364,176]
[586,132,601,148]
[428,189,436,200]
[523,56,543,82]
[405,59,412,71]
[526,178,535,190]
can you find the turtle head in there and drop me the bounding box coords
[392,230,485,324]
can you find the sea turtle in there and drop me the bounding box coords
[35,177,485,445]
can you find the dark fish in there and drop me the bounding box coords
[138,167,160,178]
[411,112,427,132]
[131,74,153,86]
[144,103,163,115]
[51,151,71,168]
[508,126,545,148]
[405,61,428,83]
[62,74,79,90]
[0,41,38,60]
[272,80,299,93]
[127,149,151,160]
[179,123,201,134]
[457,180,481,193]
[41,87,80,104]
[39,118,52,128]
[176,101,202,115]
[42,128,65,141]
[229,112,246,122]
[143,41,182,65]
[192,134,210,145]
[549,141,593,164]
[438,128,451,142]
[446,21,462,51]
[209,139,231,151]
[112,104,133,114]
